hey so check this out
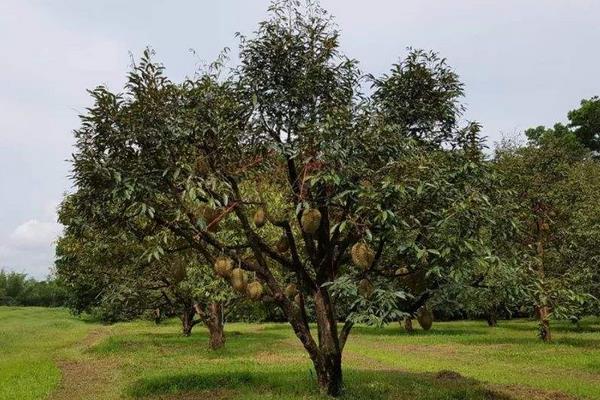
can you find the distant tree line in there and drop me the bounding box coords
[0,269,67,307]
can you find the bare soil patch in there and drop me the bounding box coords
[50,327,120,400]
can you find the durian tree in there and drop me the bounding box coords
[494,134,599,340]
[67,1,501,395]
[56,195,235,349]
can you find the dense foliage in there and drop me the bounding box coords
[526,96,600,153]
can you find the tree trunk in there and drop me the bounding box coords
[205,302,225,350]
[534,211,551,342]
[154,308,162,325]
[312,289,343,396]
[180,307,195,336]
[403,317,414,333]
[537,305,552,342]
[314,351,343,396]
[486,310,497,327]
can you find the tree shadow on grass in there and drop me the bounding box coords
[89,329,291,358]
[127,368,528,400]
[499,320,600,334]
[350,325,485,338]
[351,323,600,349]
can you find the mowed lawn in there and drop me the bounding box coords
[1,307,599,400]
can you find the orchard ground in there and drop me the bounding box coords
[1,307,599,400]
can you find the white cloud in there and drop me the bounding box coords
[0,219,63,279]
[9,219,63,250]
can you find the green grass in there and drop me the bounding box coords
[1,307,599,399]
[0,307,93,400]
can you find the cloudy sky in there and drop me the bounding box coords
[1,1,599,279]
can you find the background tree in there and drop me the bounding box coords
[0,269,66,307]
[494,135,598,340]
[526,96,600,153]
[56,195,235,349]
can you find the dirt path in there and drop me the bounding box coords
[49,326,122,400]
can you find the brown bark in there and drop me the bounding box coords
[205,302,225,350]
[313,289,343,396]
[537,305,552,342]
[534,209,551,342]
[314,350,343,396]
[180,306,196,336]
[486,311,497,327]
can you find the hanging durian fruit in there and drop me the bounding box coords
[416,306,433,331]
[351,242,375,270]
[395,266,410,276]
[195,156,210,176]
[301,208,321,234]
[230,268,247,293]
[246,281,264,301]
[358,278,374,298]
[172,264,187,284]
[294,293,302,306]
[197,205,221,232]
[285,283,298,298]
[253,208,266,228]
[275,235,290,253]
[214,256,234,278]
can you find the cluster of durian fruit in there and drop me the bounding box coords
[213,255,303,304]
[235,205,413,302]
[213,256,264,300]
[253,206,323,235]
[252,206,385,300]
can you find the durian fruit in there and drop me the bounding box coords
[214,256,234,278]
[358,278,374,298]
[230,268,247,293]
[294,293,302,306]
[416,306,433,331]
[253,208,266,228]
[541,222,550,232]
[275,235,290,253]
[197,205,221,232]
[195,156,210,176]
[351,242,375,270]
[301,208,321,234]
[246,281,264,301]
[395,266,410,276]
[285,283,298,298]
[172,264,187,283]
[359,179,373,189]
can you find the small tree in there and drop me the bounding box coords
[56,196,234,348]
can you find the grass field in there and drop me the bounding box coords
[1,307,599,400]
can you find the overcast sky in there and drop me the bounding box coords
[1,0,599,279]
